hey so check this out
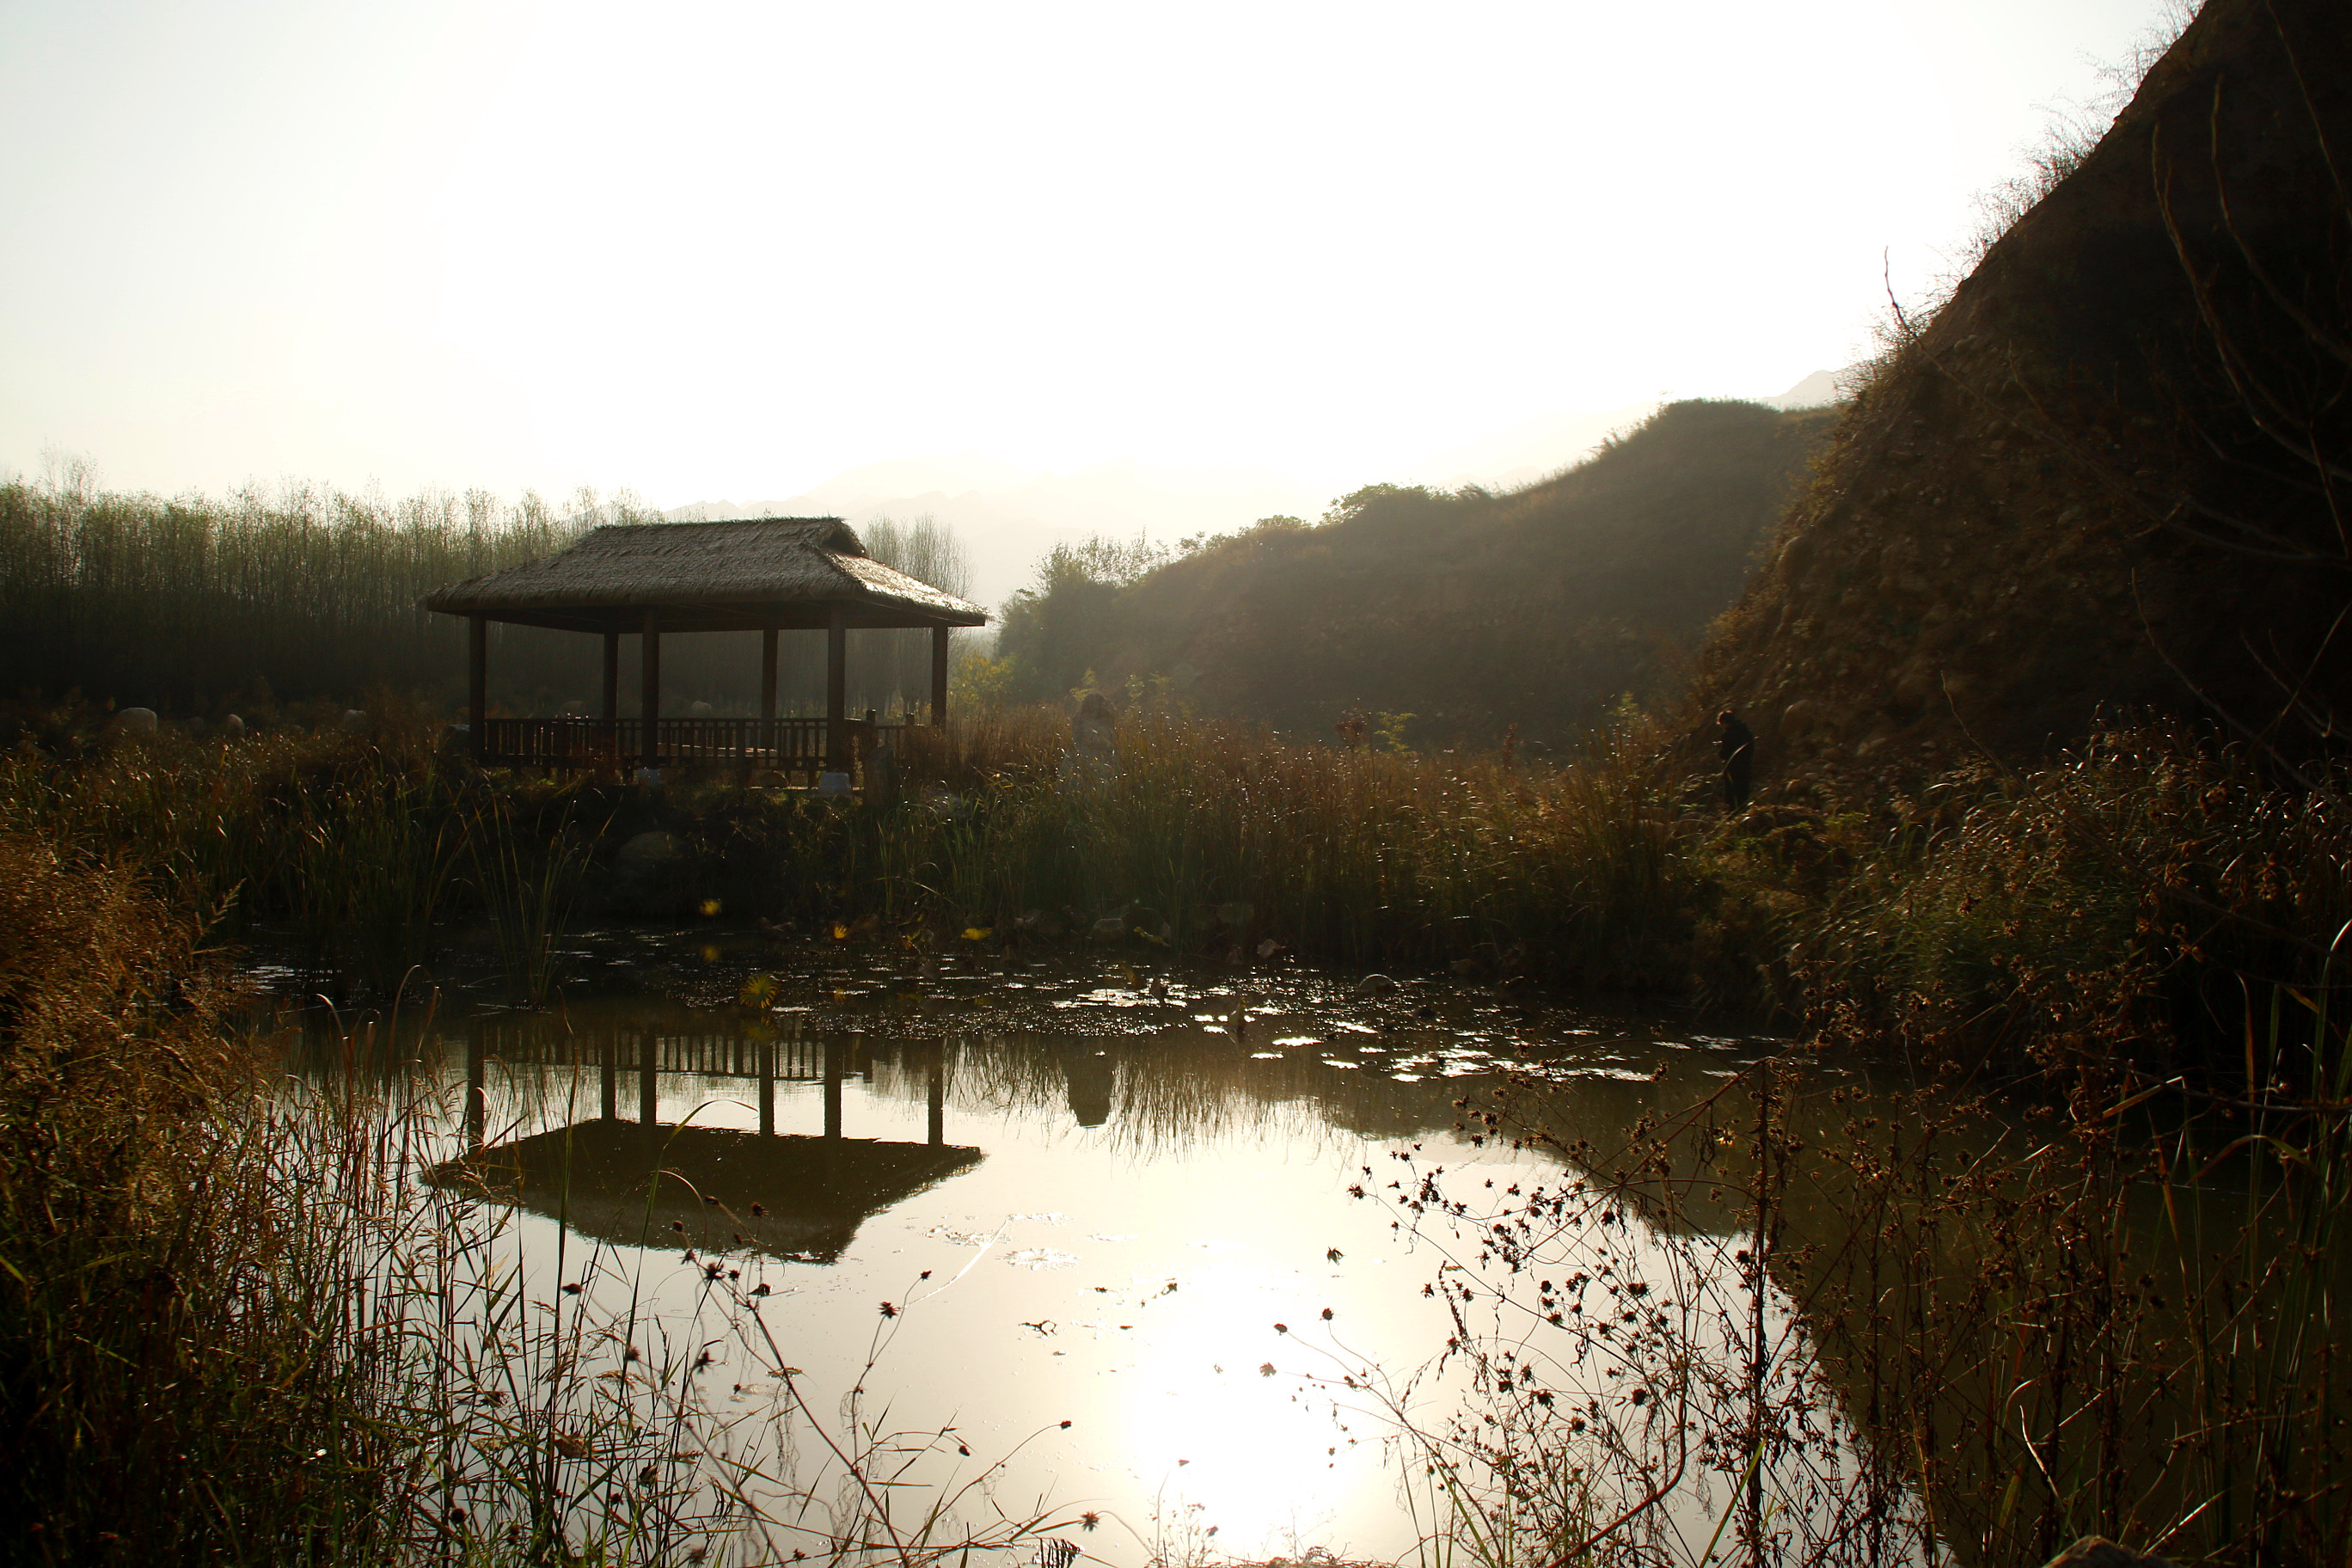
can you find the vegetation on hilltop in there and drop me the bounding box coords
[994,399,1833,750]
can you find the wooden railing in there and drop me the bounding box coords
[478,716,912,777]
[467,1020,836,1081]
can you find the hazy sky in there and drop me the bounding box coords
[2,0,2175,507]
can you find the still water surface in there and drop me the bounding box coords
[273,933,1833,1563]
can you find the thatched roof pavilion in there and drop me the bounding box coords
[435,1023,973,1263]
[422,518,986,774]
[429,1122,983,1265]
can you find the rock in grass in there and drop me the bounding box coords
[112,707,157,737]
[609,830,689,915]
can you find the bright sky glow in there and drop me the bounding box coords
[2,0,2173,507]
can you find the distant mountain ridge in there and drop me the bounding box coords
[665,455,1321,611]
[993,399,1835,748]
[663,374,1844,611]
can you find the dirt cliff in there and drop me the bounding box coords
[1692,0,2352,783]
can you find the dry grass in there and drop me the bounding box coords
[10,694,2352,1564]
[883,701,1702,987]
[0,830,400,1562]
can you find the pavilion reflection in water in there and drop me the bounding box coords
[432,1019,980,1264]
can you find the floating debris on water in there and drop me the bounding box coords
[927,1227,995,1247]
[1002,1247,1080,1271]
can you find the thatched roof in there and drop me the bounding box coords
[422,518,988,634]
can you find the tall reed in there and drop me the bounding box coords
[0,477,982,720]
[0,830,400,1562]
[465,793,602,1005]
[879,702,1704,985]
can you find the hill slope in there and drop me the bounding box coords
[1693,0,2352,780]
[1001,399,1832,750]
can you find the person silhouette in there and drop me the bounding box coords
[1717,709,1755,810]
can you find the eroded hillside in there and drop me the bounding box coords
[1694,0,2352,783]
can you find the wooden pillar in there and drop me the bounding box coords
[640,609,662,770]
[601,631,620,719]
[825,606,848,774]
[468,615,488,761]
[930,624,950,727]
[759,627,779,767]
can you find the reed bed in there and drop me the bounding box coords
[12,694,2352,1564]
[1375,1010,2352,1568]
[1761,720,2352,1085]
[0,697,1707,993]
[0,477,625,712]
[0,819,1104,1565]
[0,829,394,1561]
[14,697,2352,1075]
[875,703,1701,987]
[0,478,983,723]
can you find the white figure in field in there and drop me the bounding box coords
[1059,690,1118,793]
[1072,690,1117,760]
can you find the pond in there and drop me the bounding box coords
[266,928,1901,1566]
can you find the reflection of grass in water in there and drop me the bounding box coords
[1338,1033,2352,1568]
[867,1032,1406,1156]
[432,1001,1515,1158]
[1311,1067,1924,1568]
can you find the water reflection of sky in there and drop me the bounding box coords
[273,950,1855,1565]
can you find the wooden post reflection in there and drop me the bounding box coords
[759,1041,775,1138]
[927,1043,946,1148]
[465,1030,486,1152]
[639,1028,658,1125]
[823,1038,844,1141]
[600,1029,617,1122]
